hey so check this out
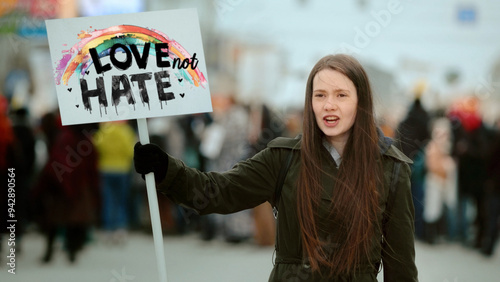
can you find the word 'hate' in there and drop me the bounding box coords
[80,70,177,114]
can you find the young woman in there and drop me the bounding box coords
[134,54,418,281]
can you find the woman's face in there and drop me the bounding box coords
[312,68,358,150]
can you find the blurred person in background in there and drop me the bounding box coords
[200,94,253,243]
[134,54,418,281]
[481,117,500,257]
[94,120,136,244]
[39,111,62,155]
[248,103,287,154]
[175,114,212,238]
[377,112,396,139]
[448,96,493,248]
[423,116,457,244]
[9,107,37,253]
[31,123,101,263]
[2,54,36,252]
[248,103,287,247]
[11,108,36,183]
[395,82,431,241]
[283,108,303,138]
[0,95,17,260]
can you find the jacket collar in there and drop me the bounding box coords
[377,128,413,164]
[377,127,393,155]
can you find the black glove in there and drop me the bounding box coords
[134,142,169,183]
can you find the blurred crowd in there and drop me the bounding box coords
[0,90,304,264]
[1,81,500,266]
[394,89,500,258]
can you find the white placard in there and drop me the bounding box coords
[46,9,212,125]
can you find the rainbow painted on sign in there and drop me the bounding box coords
[54,24,207,87]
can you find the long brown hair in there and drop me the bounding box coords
[297,54,383,276]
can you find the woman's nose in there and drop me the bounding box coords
[324,97,337,110]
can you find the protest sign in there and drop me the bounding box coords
[46,8,211,125]
[46,9,211,282]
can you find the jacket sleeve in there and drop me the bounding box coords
[382,162,419,282]
[156,147,280,215]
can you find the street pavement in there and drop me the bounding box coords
[0,231,499,282]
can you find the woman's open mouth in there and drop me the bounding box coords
[324,116,339,127]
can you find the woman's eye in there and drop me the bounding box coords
[338,93,346,98]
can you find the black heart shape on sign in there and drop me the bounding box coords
[68,88,72,92]
[76,105,79,108]
[178,78,183,83]
[180,93,185,98]
[85,70,90,75]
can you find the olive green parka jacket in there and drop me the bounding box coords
[157,134,418,281]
